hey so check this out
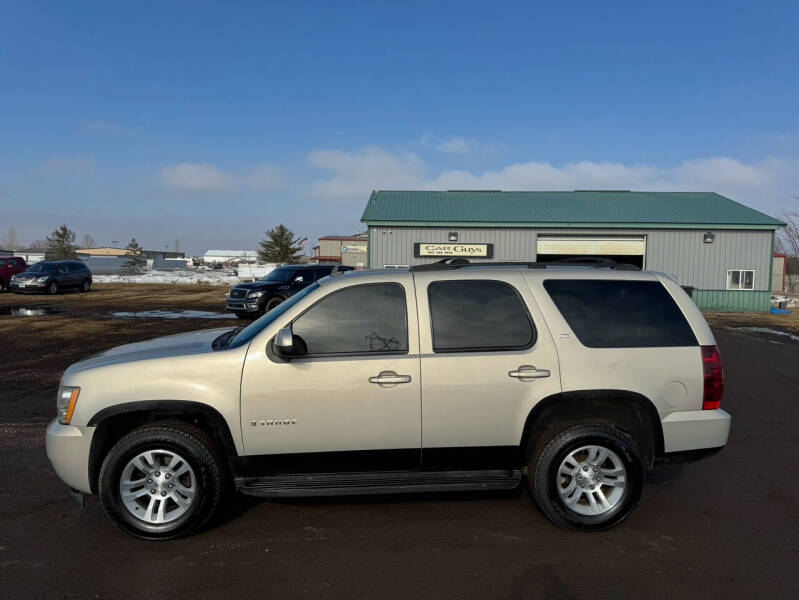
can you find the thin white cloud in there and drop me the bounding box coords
[308,146,799,216]
[309,146,426,199]
[161,162,285,192]
[245,163,285,191]
[39,156,96,176]
[161,162,233,191]
[83,120,131,135]
[421,133,497,155]
[436,137,473,154]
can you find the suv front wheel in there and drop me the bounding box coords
[98,422,224,540]
[528,424,643,531]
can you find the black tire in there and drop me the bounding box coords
[47,281,58,295]
[0,280,5,292]
[528,424,643,531]
[81,279,91,292]
[98,422,224,540]
[264,296,283,312]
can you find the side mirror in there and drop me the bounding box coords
[274,327,295,358]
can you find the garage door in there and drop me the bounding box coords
[536,236,646,256]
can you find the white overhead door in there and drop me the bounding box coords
[536,236,646,256]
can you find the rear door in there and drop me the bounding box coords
[414,270,561,469]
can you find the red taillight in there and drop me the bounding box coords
[701,345,724,410]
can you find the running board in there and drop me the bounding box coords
[236,469,521,498]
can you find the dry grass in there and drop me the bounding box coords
[0,284,237,421]
[704,310,799,336]
[0,282,228,313]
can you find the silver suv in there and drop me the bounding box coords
[46,261,730,539]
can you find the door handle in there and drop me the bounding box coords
[508,365,551,380]
[369,370,412,387]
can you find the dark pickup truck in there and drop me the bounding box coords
[226,265,353,318]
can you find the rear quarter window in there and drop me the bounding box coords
[543,279,697,348]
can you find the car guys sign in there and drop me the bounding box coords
[414,243,494,258]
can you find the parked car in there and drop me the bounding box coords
[11,260,92,294]
[46,260,730,539]
[226,264,353,318]
[0,256,27,292]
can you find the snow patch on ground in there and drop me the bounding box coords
[93,270,241,286]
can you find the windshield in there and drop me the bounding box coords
[227,282,320,348]
[27,263,56,273]
[261,267,300,283]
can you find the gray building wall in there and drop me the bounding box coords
[368,226,773,291]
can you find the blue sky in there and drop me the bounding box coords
[1,1,797,254]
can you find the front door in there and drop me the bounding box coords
[413,271,562,469]
[240,277,422,472]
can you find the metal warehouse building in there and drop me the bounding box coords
[361,190,784,312]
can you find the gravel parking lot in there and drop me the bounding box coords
[1,285,797,599]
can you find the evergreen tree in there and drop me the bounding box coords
[257,224,303,263]
[123,238,147,272]
[46,224,77,259]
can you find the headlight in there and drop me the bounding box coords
[57,386,80,424]
[247,290,265,298]
[36,276,49,283]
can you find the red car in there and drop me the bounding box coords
[0,256,27,292]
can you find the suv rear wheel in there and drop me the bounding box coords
[528,424,643,531]
[81,279,91,292]
[98,422,224,540]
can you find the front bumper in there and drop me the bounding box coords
[226,299,260,313]
[661,408,731,453]
[10,281,46,292]
[45,419,95,494]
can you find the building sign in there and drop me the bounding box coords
[341,245,367,253]
[414,243,494,258]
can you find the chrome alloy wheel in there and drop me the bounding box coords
[119,449,197,524]
[556,445,626,516]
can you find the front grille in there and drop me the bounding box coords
[230,288,247,299]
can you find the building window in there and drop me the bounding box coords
[383,264,410,269]
[726,269,755,290]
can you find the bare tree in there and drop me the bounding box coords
[1,226,21,250]
[79,233,96,249]
[776,196,799,292]
[776,212,799,256]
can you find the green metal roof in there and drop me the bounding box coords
[360,190,784,229]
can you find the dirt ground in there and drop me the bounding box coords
[1,285,797,599]
[705,309,799,336]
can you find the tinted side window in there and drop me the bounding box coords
[314,267,333,280]
[293,283,408,355]
[428,280,536,352]
[544,279,697,348]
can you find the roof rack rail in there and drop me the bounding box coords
[409,257,641,272]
